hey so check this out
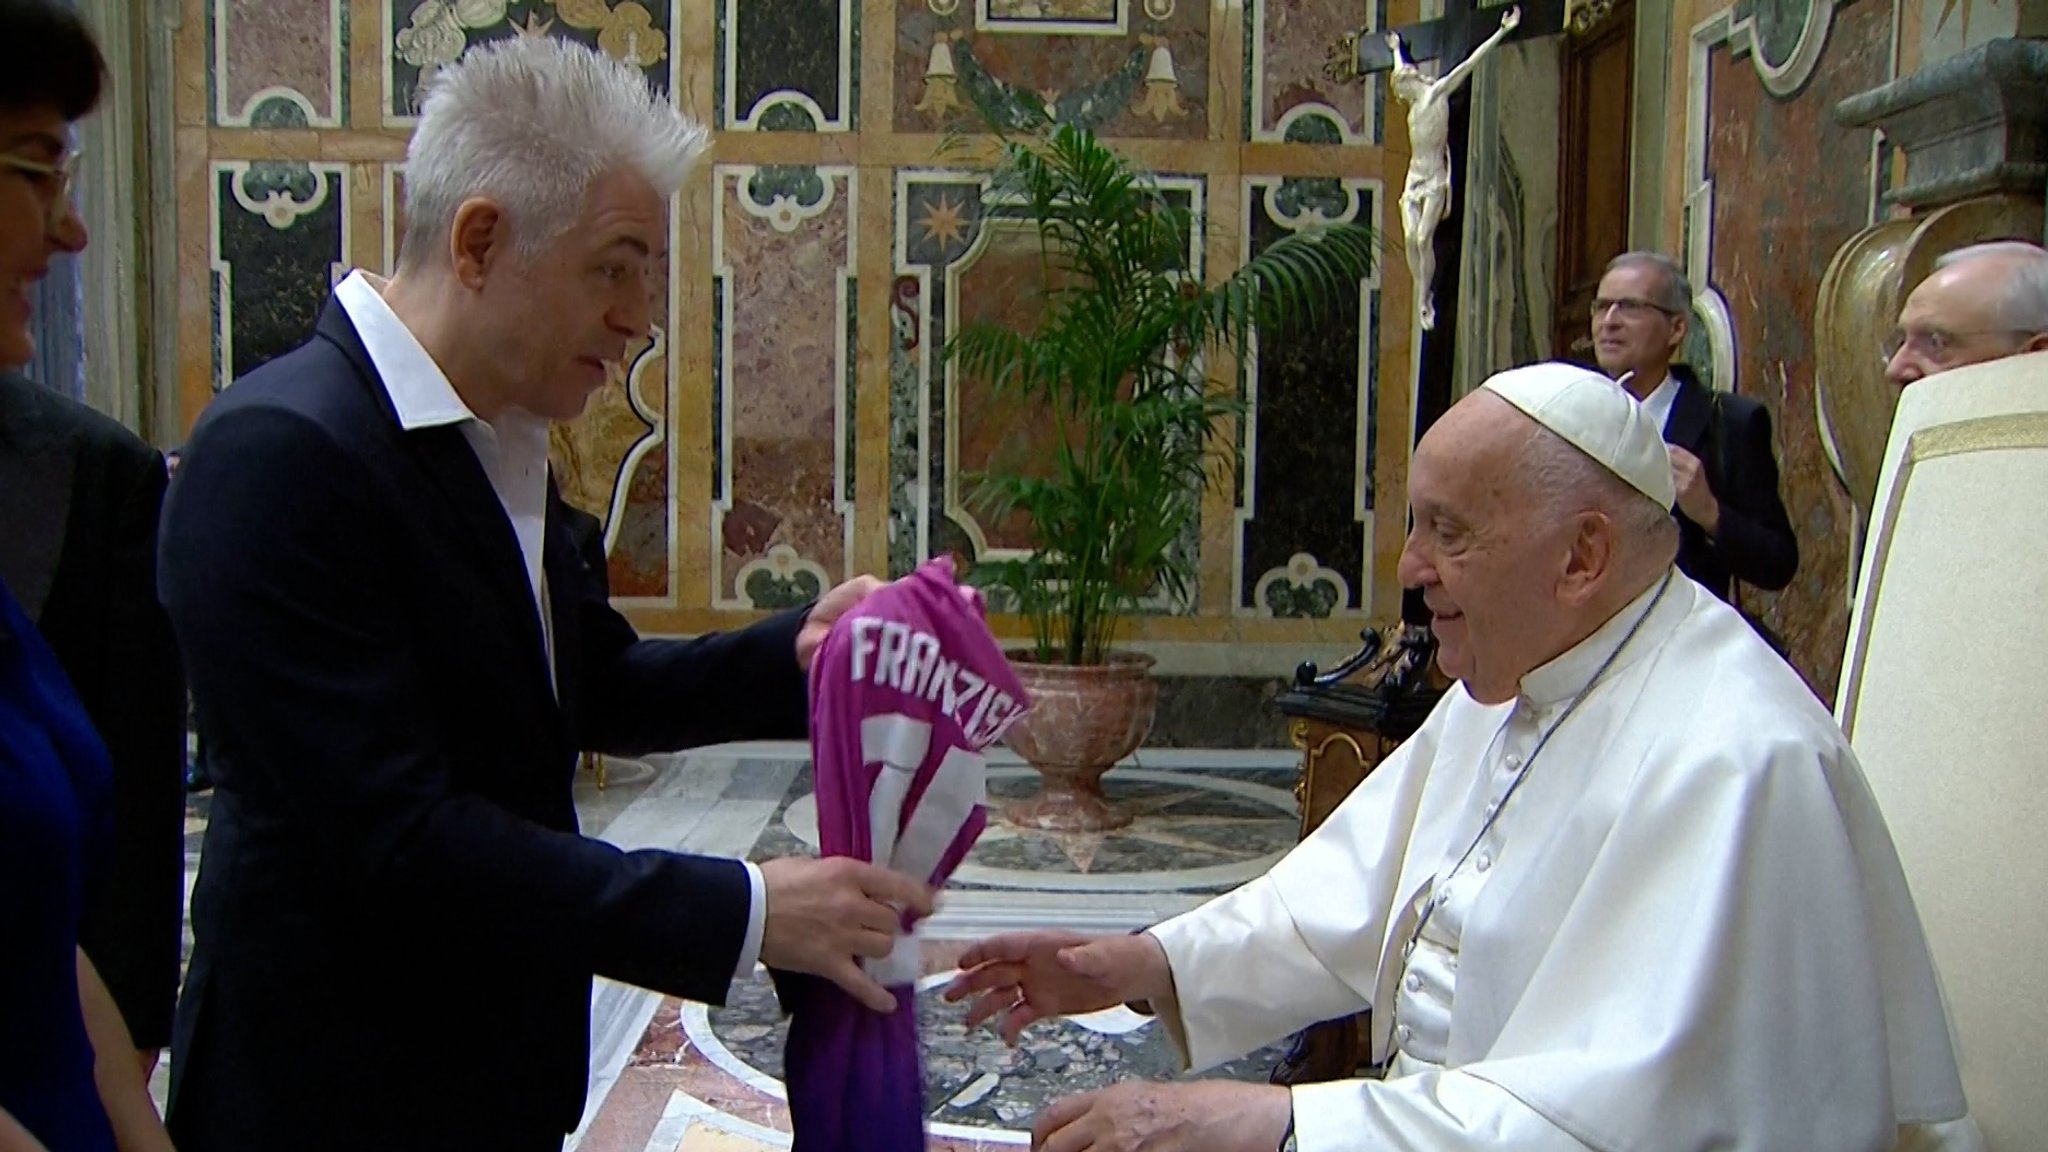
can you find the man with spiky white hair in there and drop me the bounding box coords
[160,37,930,1151]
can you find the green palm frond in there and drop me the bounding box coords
[944,120,1377,665]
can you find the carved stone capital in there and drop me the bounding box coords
[1835,38,2048,211]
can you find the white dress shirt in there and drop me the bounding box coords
[334,269,767,979]
[1634,369,1681,438]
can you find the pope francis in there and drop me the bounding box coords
[946,363,1979,1152]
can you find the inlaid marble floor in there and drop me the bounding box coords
[158,743,1305,1149]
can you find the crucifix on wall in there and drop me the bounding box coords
[1325,0,1599,331]
[1323,0,1605,631]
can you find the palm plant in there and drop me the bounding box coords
[946,122,1376,666]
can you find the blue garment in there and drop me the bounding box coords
[0,578,116,1151]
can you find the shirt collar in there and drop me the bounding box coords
[1518,568,1687,711]
[1636,370,1682,434]
[333,269,479,432]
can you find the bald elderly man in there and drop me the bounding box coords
[1886,240,2048,388]
[948,363,1977,1152]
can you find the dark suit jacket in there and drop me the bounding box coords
[158,301,810,1150]
[0,372,186,1052]
[1660,366,1798,600]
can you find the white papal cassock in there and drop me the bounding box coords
[1148,572,1978,1151]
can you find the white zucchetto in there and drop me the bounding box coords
[1481,362,1677,511]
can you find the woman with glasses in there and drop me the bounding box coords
[0,3,183,1150]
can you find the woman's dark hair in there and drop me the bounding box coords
[0,0,107,122]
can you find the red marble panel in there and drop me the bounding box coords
[1254,0,1374,142]
[717,169,855,599]
[1704,0,1892,701]
[949,224,1072,553]
[609,446,671,598]
[896,0,1210,139]
[214,0,342,127]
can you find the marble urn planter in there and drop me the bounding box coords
[1000,652,1157,833]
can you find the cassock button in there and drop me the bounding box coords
[1483,802,1499,820]
[1396,1024,1413,1045]
[1405,973,1422,992]
[1477,852,1493,872]
[1503,755,1523,772]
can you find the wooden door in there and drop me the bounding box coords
[1552,1,1636,367]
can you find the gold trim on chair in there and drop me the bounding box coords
[1839,411,2048,739]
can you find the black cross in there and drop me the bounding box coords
[1324,0,1575,83]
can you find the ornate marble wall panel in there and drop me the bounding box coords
[1687,0,1892,700]
[1235,177,1380,619]
[889,170,987,578]
[947,215,1059,558]
[719,0,853,130]
[1246,0,1383,145]
[711,165,857,609]
[889,170,1211,613]
[385,0,673,123]
[897,0,1209,137]
[208,161,348,390]
[210,0,347,127]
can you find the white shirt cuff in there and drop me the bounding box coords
[735,860,767,979]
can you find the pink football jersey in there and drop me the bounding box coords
[777,557,1029,1151]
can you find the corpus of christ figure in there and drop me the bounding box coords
[1387,3,1521,331]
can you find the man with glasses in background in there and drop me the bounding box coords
[0,0,188,1086]
[1884,241,2048,389]
[1590,251,1798,604]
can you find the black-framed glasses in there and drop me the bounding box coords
[1881,326,2039,365]
[0,150,79,229]
[1590,296,1680,322]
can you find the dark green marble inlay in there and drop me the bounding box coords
[1261,575,1342,619]
[744,566,824,610]
[214,164,343,386]
[746,165,828,211]
[730,0,843,126]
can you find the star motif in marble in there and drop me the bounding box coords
[513,11,555,38]
[917,192,970,251]
[978,787,1293,873]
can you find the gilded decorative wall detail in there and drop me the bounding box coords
[385,0,672,122]
[898,0,1207,139]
